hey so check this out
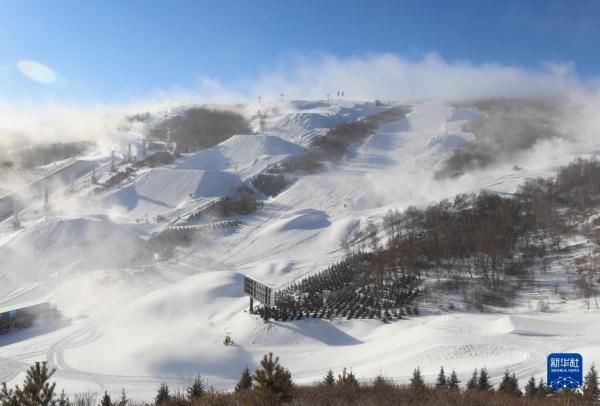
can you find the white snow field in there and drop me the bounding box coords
[0,100,599,402]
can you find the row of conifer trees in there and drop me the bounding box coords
[2,356,600,405]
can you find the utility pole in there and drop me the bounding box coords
[12,198,20,229]
[91,163,97,185]
[258,110,266,133]
[127,143,132,163]
[43,186,50,211]
[110,150,116,172]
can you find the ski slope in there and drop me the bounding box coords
[0,100,599,402]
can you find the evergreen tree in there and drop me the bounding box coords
[466,369,479,390]
[477,367,493,391]
[187,375,205,400]
[155,382,170,406]
[435,366,447,389]
[235,367,253,392]
[524,376,537,398]
[583,364,600,402]
[323,369,335,385]
[337,368,359,389]
[498,371,521,397]
[510,373,522,397]
[410,368,426,392]
[117,388,128,406]
[537,377,551,396]
[100,391,112,406]
[447,370,460,391]
[373,375,388,390]
[252,353,294,404]
[0,361,57,406]
[57,390,72,406]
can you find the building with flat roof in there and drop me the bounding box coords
[0,302,59,334]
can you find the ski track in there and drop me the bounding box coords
[1,101,600,400]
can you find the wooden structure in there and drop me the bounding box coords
[243,276,278,319]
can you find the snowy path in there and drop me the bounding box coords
[1,101,599,401]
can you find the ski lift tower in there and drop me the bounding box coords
[43,186,50,211]
[12,198,20,229]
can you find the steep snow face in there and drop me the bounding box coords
[102,168,241,217]
[266,101,385,146]
[175,134,305,180]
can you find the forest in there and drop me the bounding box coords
[148,108,252,153]
[254,157,600,320]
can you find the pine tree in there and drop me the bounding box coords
[477,367,493,391]
[373,375,388,390]
[337,368,359,389]
[235,367,253,392]
[447,370,460,390]
[187,375,205,400]
[500,371,512,394]
[100,391,112,406]
[435,366,447,389]
[537,377,551,396]
[498,371,521,397]
[524,376,537,398]
[583,364,600,401]
[410,367,426,392]
[58,390,72,406]
[252,353,294,405]
[323,369,335,385]
[466,369,479,390]
[155,382,170,406]
[117,388,128,406]
[510,373,522,397]
[0,361,57,406]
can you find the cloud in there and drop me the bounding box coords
[0,51,597,154]
[245,52,581,101]
[17,59,57,84]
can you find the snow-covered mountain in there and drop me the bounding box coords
[0,99,598,401]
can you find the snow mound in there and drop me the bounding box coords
[268,112,341,145]
[0,216,145,274]
[504,316,575,337]
[276,209,331,231]
[176,135,305,175]
[103,168,241,215]
[68,271,251,376]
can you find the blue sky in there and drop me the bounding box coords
[2,0,600,103]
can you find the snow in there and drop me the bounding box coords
[102,168,241,217]
[175,134,305,180]
[0,100,600,402]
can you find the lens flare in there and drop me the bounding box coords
[17,59,57,84]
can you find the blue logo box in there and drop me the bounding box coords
[547,353,583,389]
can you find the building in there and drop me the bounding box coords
[0,302,60,334]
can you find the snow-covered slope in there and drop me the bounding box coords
[175,134,305,180]
[102,168,241,218]
[0,100,599,402]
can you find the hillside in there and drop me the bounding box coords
[0,99,598,402]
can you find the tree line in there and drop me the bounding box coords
[3,357,599,405]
